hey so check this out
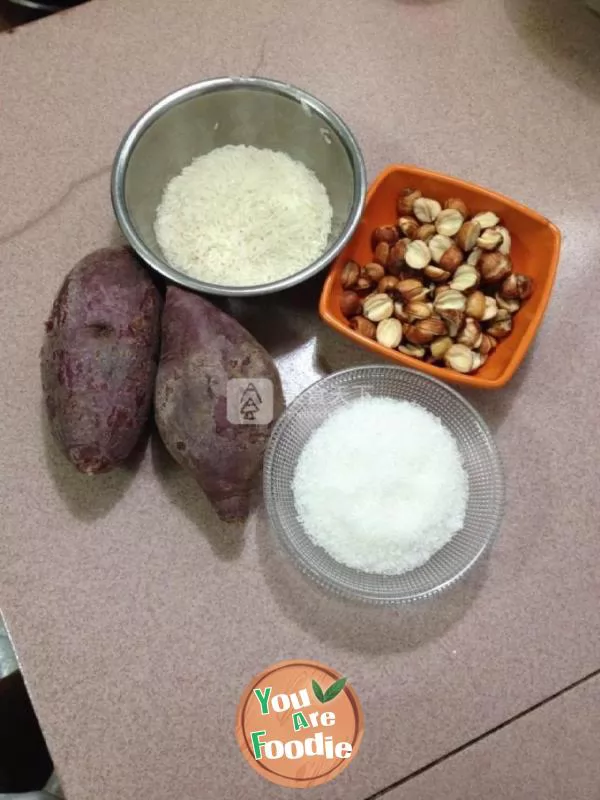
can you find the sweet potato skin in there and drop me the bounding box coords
[41,247,162,474]
[155,287,284,522]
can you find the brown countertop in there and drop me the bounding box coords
[388,673,600,800]
[1,0,600,798]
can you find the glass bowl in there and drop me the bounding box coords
[263,366,504,604]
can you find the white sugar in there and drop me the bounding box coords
[292,397,468,575]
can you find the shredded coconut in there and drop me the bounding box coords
[292,397,468,575]
[154,145,332,286]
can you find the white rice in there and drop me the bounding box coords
[154,144,333,286]
[292,397,469,575]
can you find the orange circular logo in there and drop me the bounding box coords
[235,659,364,788]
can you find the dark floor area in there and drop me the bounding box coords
[0,671,54,792]
[0,0,85,32]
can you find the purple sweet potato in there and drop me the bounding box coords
[41,247,162,474]
[154,286,284,522]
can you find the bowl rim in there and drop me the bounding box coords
[319,164,562,389]
[263,365,505,604]
[111,76,367,297]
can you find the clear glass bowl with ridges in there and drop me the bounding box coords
[263,365,504,604]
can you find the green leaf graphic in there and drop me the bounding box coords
[323,677,348,703]
[312,679,325,703]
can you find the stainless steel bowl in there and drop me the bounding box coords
[111,77,366,297]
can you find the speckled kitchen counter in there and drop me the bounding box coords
[1,0,600,798]
[384,673,600,800]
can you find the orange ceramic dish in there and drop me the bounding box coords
[319,165,561,389]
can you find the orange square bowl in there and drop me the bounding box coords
[319,165,561,389]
